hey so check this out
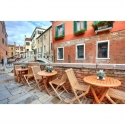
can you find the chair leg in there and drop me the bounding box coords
[24,75,31,87]
[105,94,116,104]
[49,83,62,100]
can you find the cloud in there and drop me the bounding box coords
[5,21,52,46]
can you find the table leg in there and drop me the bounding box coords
[90,86,109,104]
[40,76,50,95]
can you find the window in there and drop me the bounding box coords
[40,38,42,42]
[44,34,46,40]
[2,38,4,44]
[74,21,87,32]
[96,40,110,59]
[11,47,13,50]
[55,24,65,37]
[76,44,85,59]
[11,52,13,56]
[38,40,39,44]
[6,51,7,55]
[38,31,43,34]
[27,49,29,51]
[44,45,46,52]
[57,47,64,60]
[26,42,29,46]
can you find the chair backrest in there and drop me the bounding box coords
[27,66,33,75]
[31,66,42,82]
[60,73,67,83]
[14,65,21,76]
[65,68,79,88]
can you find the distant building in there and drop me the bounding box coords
[0,21,8,61]
[8,42,16,57]
[31,27,46,56]
[16,45,25,58]
[36,26,53,61]
[25,37,32,58]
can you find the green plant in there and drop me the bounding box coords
[55,35,64,40]
[74,28,86,35]
[21,64,26,68]
[97,70,105,77]
[92,21,113,28]
[45,66,54,72]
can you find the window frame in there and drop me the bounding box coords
[96,40,110,59]
[55,23,65,37]
[57,47,64,60]
[75,44,85,60]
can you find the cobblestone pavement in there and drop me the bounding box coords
[0,72,94,104]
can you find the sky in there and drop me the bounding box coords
[5,21,52,46]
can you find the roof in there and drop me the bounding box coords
[25,38,31,41]
[31,27,46,38]
[8,44,15,47]
[36,25,52,39]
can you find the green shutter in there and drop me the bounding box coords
[74,21,77,33]
[55,26,58,37]
[84,21,87,30]
[62,23,65,36]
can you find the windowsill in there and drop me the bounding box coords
[57,59,64,60]
[75,58,85,60]
[96,58,110,60]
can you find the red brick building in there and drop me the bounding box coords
[52,21,125,64]
[0,21,8,60]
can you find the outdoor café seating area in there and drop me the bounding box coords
[10,62,125,104]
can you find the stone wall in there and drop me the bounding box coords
[14,62,125,92]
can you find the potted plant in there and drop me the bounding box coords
[45,66,54,72]
[97,70,105,80]
[74,28,86,35]
[21,64,26,69]
[55,35,64,40]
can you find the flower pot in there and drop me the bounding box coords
[99,76,103,80]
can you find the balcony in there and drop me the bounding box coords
[92,21,114,34]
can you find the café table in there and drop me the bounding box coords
[37,70,57,95]
[16,68,29,84]
[83,75,121,104]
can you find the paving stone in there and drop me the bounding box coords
[24,95,39,104]
[64,98,73,104]
[60,92,69,98]
[59,101,67,104]
[0,90,12,101]
[8,92,26,101]
[39,94,53,103]
[50,97,61,104]
[0,99,8,104]
[8,94,31,104]
[7,86,21,92]
[66,93,74,99]
[10,89,25,96]
[0,85,6,92]
[30,100,42,104]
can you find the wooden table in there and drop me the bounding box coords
[16,68,29,83]
[37,70,57,95]
[83,75,121,104]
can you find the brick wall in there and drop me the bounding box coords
[54,30,125,64]
[14,62,125,92]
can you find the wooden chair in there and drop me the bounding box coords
[65,68,90,104]
[31,66,44,91]
[24,66,34,87]
[14,65,21,82]
[49,73,69,100]
[106,88,125,104]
